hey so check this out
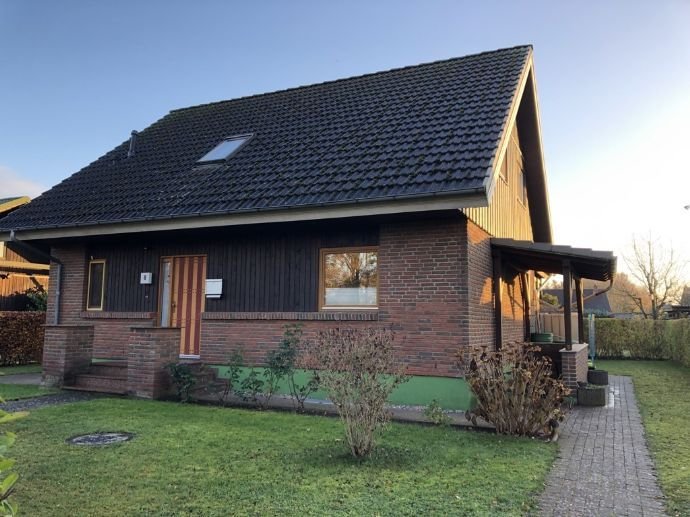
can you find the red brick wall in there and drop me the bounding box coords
[200,318,376,366]
[466,220,495,349]
[127,327,180,398]
[465,220,527,349]
[42,325,94,386]
[45,215,526,378]
[376,217,466,375]
[47,246,87,326]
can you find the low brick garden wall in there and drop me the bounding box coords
[0,311,45,365]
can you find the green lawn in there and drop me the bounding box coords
[7,399,555,516]
[0,384,56,401]
[598,360,690,516]
[0,365,42,375]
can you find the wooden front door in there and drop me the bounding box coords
[159,255,206,356]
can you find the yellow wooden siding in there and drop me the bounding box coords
[463,125,533,240]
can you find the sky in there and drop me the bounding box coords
[1,0,689,279]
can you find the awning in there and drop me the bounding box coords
[490,239,616,282]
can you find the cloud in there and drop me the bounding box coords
[0,165,46,199]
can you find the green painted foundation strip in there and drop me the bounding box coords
[210,366,474,410]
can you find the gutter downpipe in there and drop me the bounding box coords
[9,230,62,325]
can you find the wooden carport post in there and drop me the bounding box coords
[493,251,503,350]
[575,275,585,344]
[562,261,572,350]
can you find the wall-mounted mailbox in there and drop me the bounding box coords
[140,272,153,284]
[205,279,223,299]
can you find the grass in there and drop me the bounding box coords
[0,384,56,401]
[7,399,555,516]
[598,360,690,516]
[0,365,42,375]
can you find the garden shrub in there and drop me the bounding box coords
[166,363,199,402]
[423,399,452,426]
[0,312,45,366]
[459,343,569,437]
[306,327,408,458]
[594,319,690,366]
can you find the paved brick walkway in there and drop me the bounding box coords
[539,375,667,516]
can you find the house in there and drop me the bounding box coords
[541,288,613,316]
[663,285,690,319]
[0,197,49,310]
[0,46,615,402]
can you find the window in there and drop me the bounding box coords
[320,247,378,309]
[0,242,5,259]
[198,135,250,162]
[86,259,106,310]
[518,168,527,205]
[499,155,508,182]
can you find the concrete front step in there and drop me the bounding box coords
[66,373,127,395]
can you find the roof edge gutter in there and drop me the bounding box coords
[4,189,488,241]
[9,230,62,325]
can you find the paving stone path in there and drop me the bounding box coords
[0,391,103,412]
[539,375,667,516]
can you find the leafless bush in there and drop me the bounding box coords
[458,343,569,437]
[306,327,407,457]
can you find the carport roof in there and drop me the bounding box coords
[491,239,616,281]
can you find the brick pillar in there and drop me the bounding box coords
[42,325,94,387]
[46,246,87,326]
[560,343,588,390]
[127,327,181,399]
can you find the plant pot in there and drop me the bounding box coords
[587,370,609,385]
[578,385,607,406]
[531,332,554,343]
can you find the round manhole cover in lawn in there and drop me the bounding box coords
[66,432,134,446]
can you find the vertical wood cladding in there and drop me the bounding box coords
[463,124,533,240]
[86,221,378,314]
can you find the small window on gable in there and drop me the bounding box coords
[87,259,106,311]
[198,135,250,163]
[518,168,528,205]
[499,156,508,182]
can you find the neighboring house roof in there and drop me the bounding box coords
[680,286,690,306]
[0,196,30,217]
[0,45,551,241]
[542,288,613,314]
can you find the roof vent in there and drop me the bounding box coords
[127,130,138,158]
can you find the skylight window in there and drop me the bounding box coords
[198,135,250,162]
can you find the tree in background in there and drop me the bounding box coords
[620,234,685,319]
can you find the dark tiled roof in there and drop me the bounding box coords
[0,46,531,231]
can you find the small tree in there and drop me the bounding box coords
[307,327,407,458]
[622,234,685,319]
[459,343,569,437]
[23,286,47,312]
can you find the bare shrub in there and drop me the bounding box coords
[306,327,407,458]
[458,343,569,437]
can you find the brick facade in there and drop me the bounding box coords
[43,325,94,387]
[561,343,589,389]
[43,215,530,386]
[127,327,180,398]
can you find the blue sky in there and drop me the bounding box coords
[1,1,689,274]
